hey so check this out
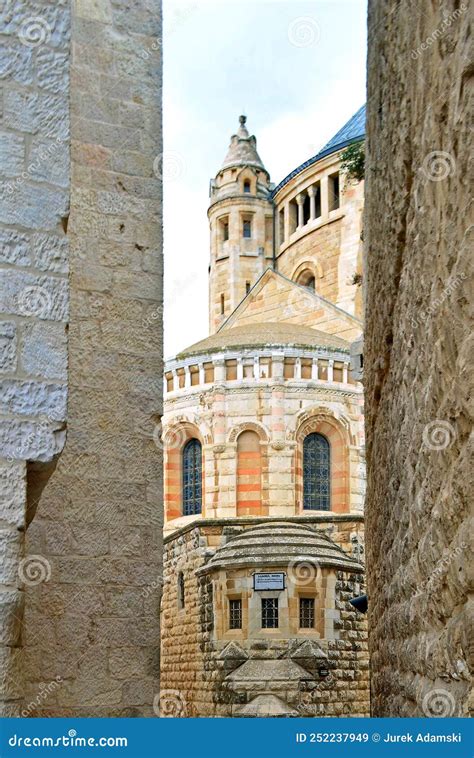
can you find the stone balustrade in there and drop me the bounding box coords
[164,347,358,395]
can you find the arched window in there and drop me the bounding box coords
[243,179,251,193]
[296,269,316,291]
[303,433,330,510]
[182,439,202,515]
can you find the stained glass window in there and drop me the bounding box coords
[182,438,202,515]
[303,433,330,510]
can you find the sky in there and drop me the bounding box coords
[163,0,367,357]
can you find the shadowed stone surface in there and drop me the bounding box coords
[365,0,472,718]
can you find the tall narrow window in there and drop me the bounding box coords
[229,599,242,629]
[243,180,251,193]
[220,294,225,314]
[243,219,252,238]
[261,598,279,628]
[299,597,315,628]
[246,281,251,294]
[178,572,185,609]
[279,208,285,244]
[182,438,202,515]
[328,172,340,211]
[219,216,229,242]
[303,193,311,225]
[303,433,330,510]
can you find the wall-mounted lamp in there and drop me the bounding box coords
[349,594,368,613]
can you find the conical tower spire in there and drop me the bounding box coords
[221,115,266,171]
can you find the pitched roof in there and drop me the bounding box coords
[216,268,362,342]
[272,104,366,195]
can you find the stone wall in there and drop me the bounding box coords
[161,518,369,717]
[365,0,472,717]
[0,0,163,716]
[0,0,71,715]
[274,157,364,320]
[163,359,364,529]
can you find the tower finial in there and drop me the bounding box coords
[239,114,246,126]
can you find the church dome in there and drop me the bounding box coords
[176,322,349,359]
[220,115,267,172]
[197,521,363,574]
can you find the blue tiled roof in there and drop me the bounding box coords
[272,104,366,196]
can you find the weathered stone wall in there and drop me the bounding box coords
[365,0,472,717]
[161,518,369,717]
[0,0,71,714]
[0,0,163,716]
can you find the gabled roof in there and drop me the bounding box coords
[272,104,366,196]
[217,268,362,343]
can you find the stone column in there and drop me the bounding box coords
[294,356,302,379]
[253,356,260,380]
[296,193,305,228]
[312,357,319,380]
[214,357,226,383]
[172,369,179,392]
[328,359,334,383]
[198,363,205,385]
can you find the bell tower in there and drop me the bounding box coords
[208,116,274,334]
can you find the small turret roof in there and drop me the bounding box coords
[197,521,363,574]
[220,115,267,172]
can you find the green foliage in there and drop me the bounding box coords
[340,140,365,183]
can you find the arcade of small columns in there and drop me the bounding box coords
[275,157,343,247]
